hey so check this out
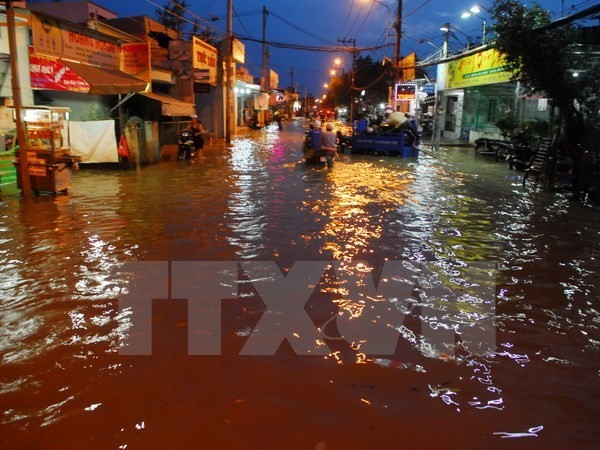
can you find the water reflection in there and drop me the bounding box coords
[0,122,599,448]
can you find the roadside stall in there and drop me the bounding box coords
[15,106,80,194]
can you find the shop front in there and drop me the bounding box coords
[235,80,260,128]
[27,12,151,164]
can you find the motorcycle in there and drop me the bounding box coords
[177,130,196,160]
[420,118,433,136]
[475,130,532,162]
[474,137,516,161]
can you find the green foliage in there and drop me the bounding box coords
[155,0,190,38]
[523,118,550,138]
[327,55,389,115]
[491,1,575,100]
[81,104,112,121]
[495,116,519,137]
[490,0,600,142]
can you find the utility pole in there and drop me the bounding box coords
[338,38,356,121]
[6,0,31,197]
[431,25,449,151]
[393,0,403,111]
[225,0,233,143]
[260,6,269,127]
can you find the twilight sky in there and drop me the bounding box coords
[91,0,585,95]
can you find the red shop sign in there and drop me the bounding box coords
[29,48,89,93]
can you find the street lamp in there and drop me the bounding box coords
[439,22,473,49]
[461,4,490,44]
[439,23,450,58]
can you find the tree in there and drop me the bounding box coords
[491,0,600,196]
[155,0,190,38]
[327,55,389,118]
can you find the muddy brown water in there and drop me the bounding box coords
[1,119,599,449]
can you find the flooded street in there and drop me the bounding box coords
[1,119,599,449]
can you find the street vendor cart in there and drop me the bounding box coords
[15,106,80,194]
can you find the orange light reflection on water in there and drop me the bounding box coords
[307,161,415,261]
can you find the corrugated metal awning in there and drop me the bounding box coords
[137,92,195,117]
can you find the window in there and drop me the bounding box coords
[486,99,498,124]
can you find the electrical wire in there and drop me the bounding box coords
[269,10,337,45]
[235,34,387,53]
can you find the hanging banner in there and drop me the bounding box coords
[29,49,89,93]
[31,12,120,69]
[447,49,513,89]
[192,37,217,85]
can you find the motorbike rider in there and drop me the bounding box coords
[321,123,338,168]
[273,110,283,131]
[404,113,421,146]
[184,115,205,151]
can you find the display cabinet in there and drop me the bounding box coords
[15,106,80,194]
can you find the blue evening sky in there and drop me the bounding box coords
[92,0,585,95]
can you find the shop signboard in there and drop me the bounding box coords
[31,12,119,69]
[254,92,269,111]
[232,38,245,64]
[396,83,416,100]
[192,37,218,85]
[399,52,416,82]
[447,48,513,89]
[120,42,151,84]
[29,48,89,93]
[269,70,279,89]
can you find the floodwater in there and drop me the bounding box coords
[1,119,599,449]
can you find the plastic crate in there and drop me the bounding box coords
[0,150,16,187]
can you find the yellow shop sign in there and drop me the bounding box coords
[447,49,513,89]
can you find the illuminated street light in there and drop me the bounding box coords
[439,22,473,48]
[461,4,491,44]
[324,83,329,88]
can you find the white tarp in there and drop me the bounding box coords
[69,120,118,163]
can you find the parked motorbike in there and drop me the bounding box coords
[420,118,433,136]
[508,145,536,171]
[474,137,516,161]
[177,130,196,160]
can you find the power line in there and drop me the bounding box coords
[268,10,337,45]
[235,34,387,53]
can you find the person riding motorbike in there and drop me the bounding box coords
[321,123,337,168]
[183,115,205,151]
[273,110,283,131]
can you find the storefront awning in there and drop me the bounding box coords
[138,92,195,117]
[62,61,148,95]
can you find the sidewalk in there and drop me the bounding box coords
[421,135,472,148]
